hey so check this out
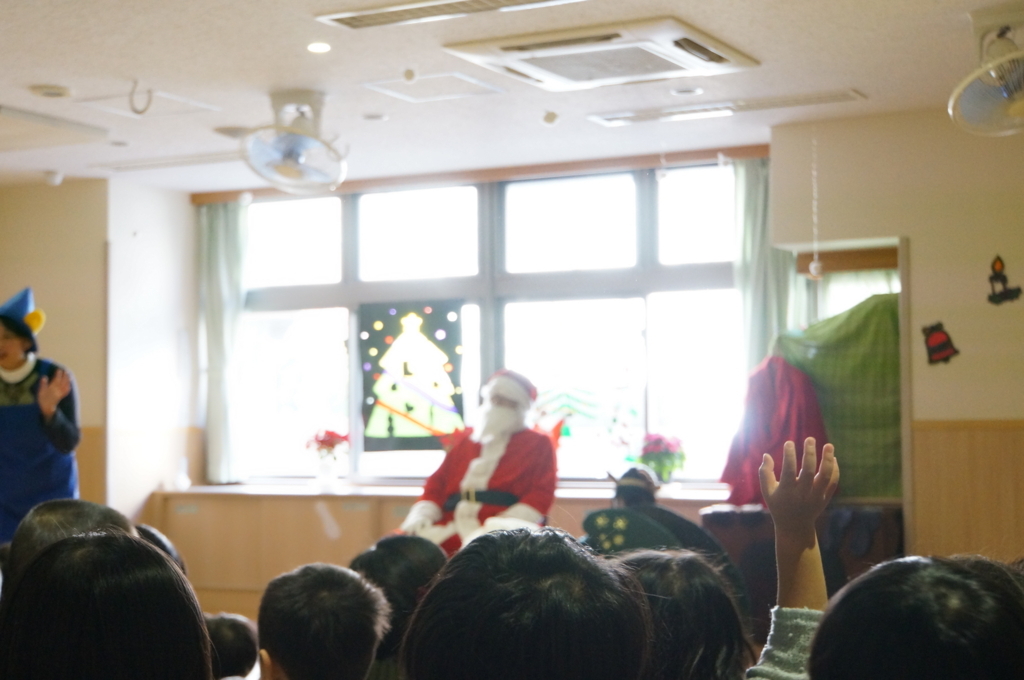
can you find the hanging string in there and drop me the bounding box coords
[809,134,823,279]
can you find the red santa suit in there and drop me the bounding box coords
[400,371,557,554]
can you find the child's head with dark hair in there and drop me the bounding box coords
[0,532,211,680]
[401,528,652,680]
[206,613,258,679]
[258,563,390,680]
[137,523,187,575]
[6,499,136,588]
[618,550,754,680]
[350,534,446,660]
[810,556,1024,680]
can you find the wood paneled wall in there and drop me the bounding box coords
[146,489,710,619]
[76,426,106,504]
[911,420,1024,561]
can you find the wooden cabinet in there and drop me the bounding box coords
[145,485,719,619]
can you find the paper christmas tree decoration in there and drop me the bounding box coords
[361,301,465,451]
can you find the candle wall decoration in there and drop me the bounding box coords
[987,256,1022,305]
[922,322,960,364]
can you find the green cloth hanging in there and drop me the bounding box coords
[774,294,901,498]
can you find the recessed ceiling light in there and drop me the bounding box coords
[307,42,331,53]
[671,87,704,96]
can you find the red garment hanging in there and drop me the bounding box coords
[720,356,829,505]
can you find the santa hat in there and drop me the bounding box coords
[485,369,537,409]
[0,288,45,353]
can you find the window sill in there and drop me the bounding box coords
[159,481,731,503]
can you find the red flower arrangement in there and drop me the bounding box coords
[640,434,685,482]
[307,430,350,460]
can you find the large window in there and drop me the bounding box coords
[233,308,349,477]
[238,166,743,481]
[505,174,637,273]
[359,186,478,281]
[244,197,342,288]
[658,165,736,265]
[505,298,647,479]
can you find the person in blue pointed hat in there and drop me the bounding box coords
[0,288,80,542]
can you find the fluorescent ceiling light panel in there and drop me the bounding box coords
[589,89,866,126]
[662,109,733,123]
[317,0,585,29]
[77,91,220,119]
[0,106,107,152]
[364,73,503,102]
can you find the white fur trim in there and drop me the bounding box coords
[453,500,483,540]
[497,502,544,524]
[417,522,459,546]
[486,374,531,409]
[400,500,443,535]
[460,434,511,491]
[0,352,36,384]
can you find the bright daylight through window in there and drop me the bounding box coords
[236,165,745,482]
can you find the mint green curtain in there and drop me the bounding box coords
[198,202,247,483]
[819,269,901,320]
[734,158,795,372]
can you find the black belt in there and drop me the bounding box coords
[443,490,519,512]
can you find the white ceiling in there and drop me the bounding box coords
[0,0,999,192]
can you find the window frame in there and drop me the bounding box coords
[241,167,737,484]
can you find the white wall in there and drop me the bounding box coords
[107,179,198,518]
[770,110,1024,421]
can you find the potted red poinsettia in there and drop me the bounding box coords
[639,434,685,482]
[308,430,350,460]
[307,430,350,489]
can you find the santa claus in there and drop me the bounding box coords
[399,370,557,554]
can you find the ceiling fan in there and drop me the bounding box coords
[218,90,347,194]
[949,6,1024,136]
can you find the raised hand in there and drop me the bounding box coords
[759,437,840,610]
[760,437,840,538]
[37,369,72,420]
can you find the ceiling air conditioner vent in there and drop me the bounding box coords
[445,17,758,91]
[675,38,727,63]
[317,0,584,29]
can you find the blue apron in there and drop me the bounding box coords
[0,358,79,542]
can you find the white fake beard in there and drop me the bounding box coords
[470,403,526,444]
